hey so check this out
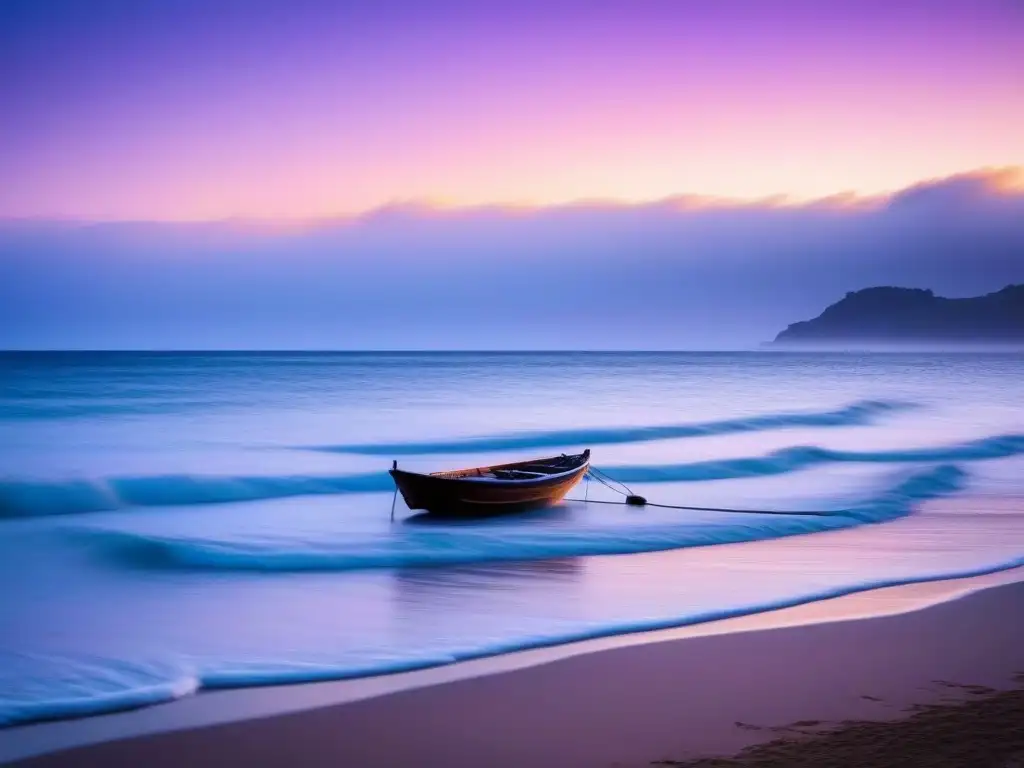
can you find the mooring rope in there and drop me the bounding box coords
[567,467,843,517]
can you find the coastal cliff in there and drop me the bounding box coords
[773,285,1024,346]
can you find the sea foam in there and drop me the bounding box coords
[6,543,1024,729]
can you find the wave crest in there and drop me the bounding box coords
[310,399,915,455]
[601,434,1024,483]
[80,465,967,572]
[0,472,392,518]
[0,655,198,727]
[1,433,1019,519]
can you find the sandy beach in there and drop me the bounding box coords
[5,564,1022,768]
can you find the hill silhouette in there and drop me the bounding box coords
[773,285,1024,346]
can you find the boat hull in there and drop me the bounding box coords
[389,454,589,517]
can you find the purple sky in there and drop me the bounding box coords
[2,0,1022,219]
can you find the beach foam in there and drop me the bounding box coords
[4,547,1024,728]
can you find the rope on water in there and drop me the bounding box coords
[567,467,843,517]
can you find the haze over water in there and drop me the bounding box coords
[2,351,1023,725]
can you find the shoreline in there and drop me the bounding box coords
[5,565,1024,766]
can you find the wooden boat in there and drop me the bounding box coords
[389,449,590,517]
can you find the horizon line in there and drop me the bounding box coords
[4,346,1024,355]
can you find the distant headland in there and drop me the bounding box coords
[771,285,1024,348]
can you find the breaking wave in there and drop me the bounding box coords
[601,434,1024,483]
[81,465,966,572]
[0,471,392,518]
[0,654,199,727]
[1,433,1020,519]
[311,399,915,455]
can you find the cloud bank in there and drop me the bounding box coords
[1,169,1022,349]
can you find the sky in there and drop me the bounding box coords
[1,0,1022,348]
[2,0,1023,220]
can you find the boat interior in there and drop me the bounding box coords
[431,453,588,481]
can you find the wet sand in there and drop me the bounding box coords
[7,566,1024,768]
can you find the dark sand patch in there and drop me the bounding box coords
[661,679,1024,768]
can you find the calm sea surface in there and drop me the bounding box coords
[1,351,1023,725]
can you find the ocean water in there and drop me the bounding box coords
[1,351,1023,726]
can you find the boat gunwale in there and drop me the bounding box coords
[391,452,590,487]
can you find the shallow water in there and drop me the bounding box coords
[1,351,1023,725]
